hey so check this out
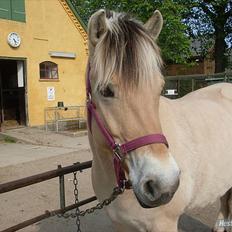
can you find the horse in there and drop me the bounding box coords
[86,9,232,232]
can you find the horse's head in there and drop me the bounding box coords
[87,9,180,208]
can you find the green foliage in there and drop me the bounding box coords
[180,0,232,72]
[70,0,192,64]
[157,0,191,64]
[3,135,16,143]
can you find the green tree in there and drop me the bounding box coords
[182,0,232,73]
[70,0,191,65]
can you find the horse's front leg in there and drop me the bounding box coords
[113,222,141,232]
[152,215,179,232]
[113,215,179,232]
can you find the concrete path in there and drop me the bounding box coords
[24,210,115,232]
[0,143,77,167]
[1,127,89,149]
[35,213,211,232]
[0,127,90,167]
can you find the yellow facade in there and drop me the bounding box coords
[0,0,88,126]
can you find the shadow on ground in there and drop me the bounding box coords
[179,214,211,232]
[37,210,115,232]
[37,210,211,232]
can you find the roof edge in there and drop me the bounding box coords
[65,0,87,32]
[58,0,88,54]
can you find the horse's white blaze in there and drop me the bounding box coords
[128,153,180,191]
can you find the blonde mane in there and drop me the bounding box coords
[92,11,163,90]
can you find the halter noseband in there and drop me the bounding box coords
[86,66,169,190]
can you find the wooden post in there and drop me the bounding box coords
[58,165,66,210]
[191,78,195,92]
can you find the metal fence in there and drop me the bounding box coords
[0,161,96,232]
[44,105,87,132]
[163,71,232,99]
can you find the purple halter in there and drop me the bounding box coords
[86,65,169,189]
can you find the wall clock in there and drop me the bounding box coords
[7,32,21,48]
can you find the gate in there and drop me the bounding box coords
[0,160,96,232]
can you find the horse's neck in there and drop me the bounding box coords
[159,97,194,167]
[159,97,178,133]
[159,96,188,139]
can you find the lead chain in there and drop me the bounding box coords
[73,171,81,232]
[55,172,125,232]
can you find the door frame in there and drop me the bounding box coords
[0,56,28,126]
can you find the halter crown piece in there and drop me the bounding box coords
[86,65,169,189]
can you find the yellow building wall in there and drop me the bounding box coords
[0,0,88,126]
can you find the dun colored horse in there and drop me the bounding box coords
[87,9,232,232]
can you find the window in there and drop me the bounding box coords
[39,61,59,80]
[0,0,26,22]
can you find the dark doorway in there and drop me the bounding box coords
[0,59,26,127]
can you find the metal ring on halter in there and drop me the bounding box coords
[122,178,132,190]
[87,92,92,102]
[113,143,123,161]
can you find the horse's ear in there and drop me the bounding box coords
[88,9,107,49]
[144,10,163,40]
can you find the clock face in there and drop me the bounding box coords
[7,32,21,48]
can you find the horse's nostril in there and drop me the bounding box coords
[145,180,154,196]
[135,178,178,208]
[144,180,159,199]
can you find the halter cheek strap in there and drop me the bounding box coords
[86,66,169,189]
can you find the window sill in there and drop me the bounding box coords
[0,18,26,23]
[39,79,59,82]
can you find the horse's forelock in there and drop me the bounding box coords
[92,12,163,91]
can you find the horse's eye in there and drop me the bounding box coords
[99,85,114,98]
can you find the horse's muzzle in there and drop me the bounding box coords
[133,178,180,208]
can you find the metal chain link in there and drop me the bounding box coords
[73,171,81,232]
[55,170,125,232]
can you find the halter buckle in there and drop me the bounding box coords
[87,92,92,103]
[122,179,132,190]
[113,143,123,161]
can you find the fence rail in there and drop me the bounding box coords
[165,71,232,81]
[0,160,96,232]
[0,160,92,194]
[163,71,232,99]
[2,196,97,232]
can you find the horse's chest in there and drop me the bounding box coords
[106,193,154,232]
